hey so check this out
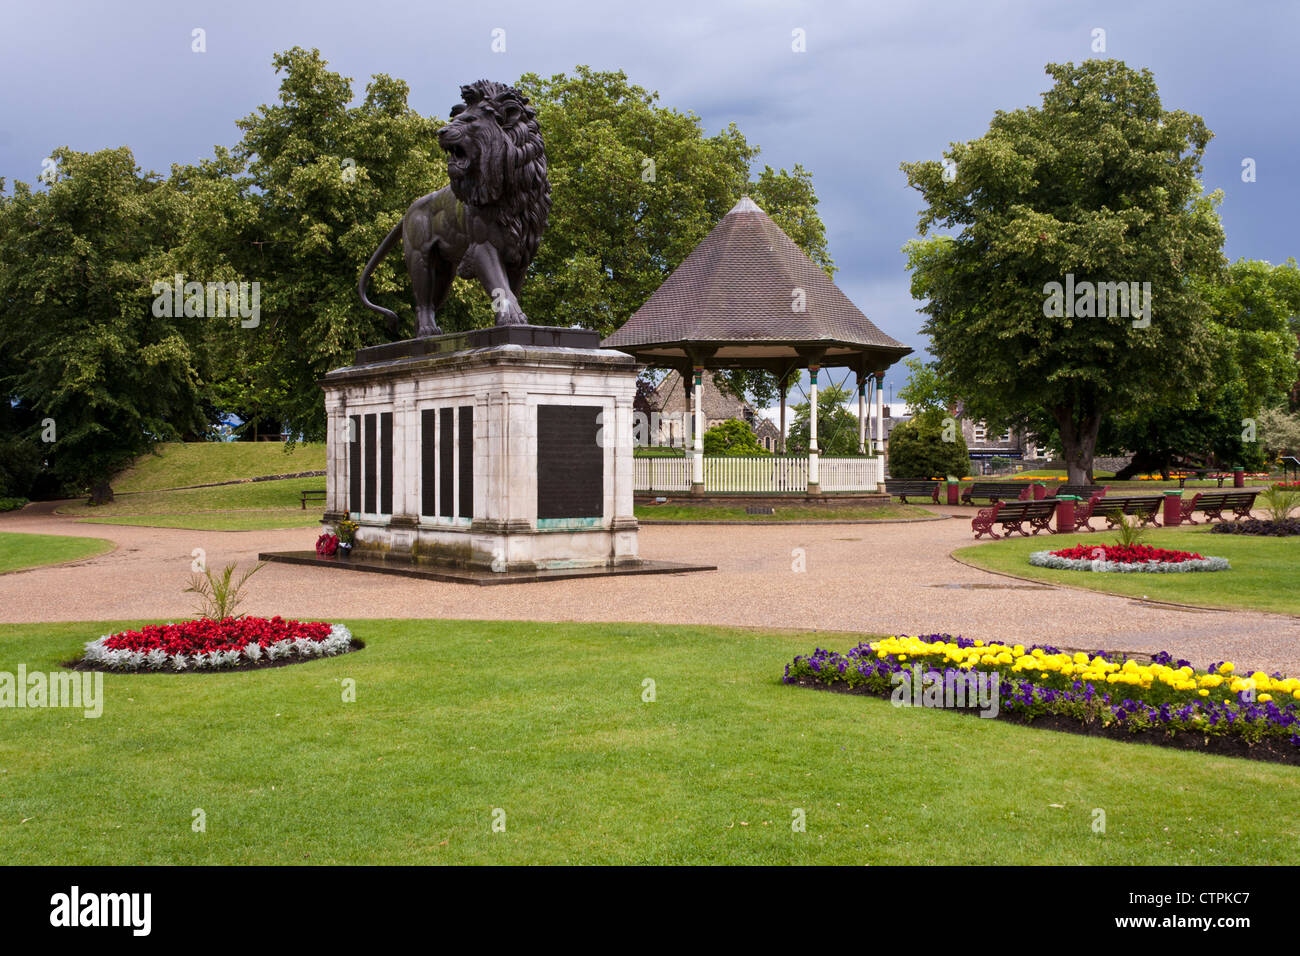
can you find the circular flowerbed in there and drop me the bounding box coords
[1029,542,1229,573]
[77,616,358,672]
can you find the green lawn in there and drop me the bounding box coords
[0,532,115,574]
[58,477,322,531]
[636,504,934,522]
[1,618,1295,865]
[954,527,1300,616]
[113,441,325,493]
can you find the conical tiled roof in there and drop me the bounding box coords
[602,197,910,371]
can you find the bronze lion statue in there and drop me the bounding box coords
[358,80,550,337]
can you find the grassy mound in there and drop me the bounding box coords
[112,442,325,493]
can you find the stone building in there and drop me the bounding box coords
[644,370,780,450]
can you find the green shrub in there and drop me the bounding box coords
[887,410,969,479]
[702,419,767,456]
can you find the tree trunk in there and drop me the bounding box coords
[1052,403,1101,484]
[88,481,114,506]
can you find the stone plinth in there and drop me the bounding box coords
[320,326,640,573]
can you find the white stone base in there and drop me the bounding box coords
[321,328,641,572]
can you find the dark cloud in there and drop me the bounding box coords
[2,0,1295,362]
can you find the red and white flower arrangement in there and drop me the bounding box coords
[81,616,355,671]
[1030,542,1229,573]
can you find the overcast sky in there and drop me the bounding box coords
[2,0,1295,397]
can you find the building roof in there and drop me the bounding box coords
[650,370,754,421]
[602,197,911,373]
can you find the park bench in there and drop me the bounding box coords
[883,479,941,504]
[1176,473,1231,488]
[1179,490,1259,524]
[1055,483,1109,499]
[1068,492,1108,532]
[970,499,1058,539]
[1094,495,1164,529]
[300,489,327,509]
[961,481,1034,505]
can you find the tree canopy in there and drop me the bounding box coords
[902,60,1228,482]
[0,147,209,502]
[0,50,833,498]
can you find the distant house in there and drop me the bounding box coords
[645,370,778,450]
[960,419,1052,464]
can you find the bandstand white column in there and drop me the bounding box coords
[857,375,867,455]
[874,371,886,457]
[691,365,704,493]
[808,364,820,493]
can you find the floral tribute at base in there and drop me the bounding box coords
[1029,542,1229,573]
[80,617,356,671]
[784,634,1300,761]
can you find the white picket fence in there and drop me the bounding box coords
[634,455,881,493]
[819,456,884,492]
[635,457,692,492]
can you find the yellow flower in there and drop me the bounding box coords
[1259,694,1273,703]
[1198,689,1209,697]
[1219,662,1235,675]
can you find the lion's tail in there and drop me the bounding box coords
[357,222,404,333]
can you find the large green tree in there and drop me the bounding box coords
[174,47,446,442]
[1020,258,1300,476]
[902,60,1226,483]
[0,147,208,503]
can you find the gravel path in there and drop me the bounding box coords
[1,502,1294,673]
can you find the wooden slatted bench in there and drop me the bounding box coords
[1095,495,1163,529]
[300,489,327,509]
[1179,490,1259,524]
[883,479,942,504]
[970,499,1058,539]
[961,481,1034,505]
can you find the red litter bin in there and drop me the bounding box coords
[1233,467,1245,488]
[1032,482,1047,500]
[1054,495,1078,533]
[1162,490,1182,527]
[947,481,961,505]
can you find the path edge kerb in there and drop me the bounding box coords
[639,514,958,527]
[947,548,1300,621]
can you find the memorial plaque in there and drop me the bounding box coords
[364,413,377,514]
[439,407,454,517]
[537,404,603,519]
[420,409,437,517]
[380,412,393,515]
[458,406,474,518]
[348,415,362,514]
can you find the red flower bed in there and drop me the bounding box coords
[1049,543,1205,564]
[104,616,333,656]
